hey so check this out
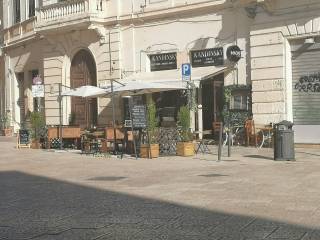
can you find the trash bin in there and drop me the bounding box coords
[274,120,295,161]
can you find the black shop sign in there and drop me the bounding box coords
[227,45,242,62]
[149,52,177,72]
[191,48,224,67]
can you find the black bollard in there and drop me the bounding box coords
[218,123,223,161]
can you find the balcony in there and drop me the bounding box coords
[2,18,36,46]
[35,0,106,33]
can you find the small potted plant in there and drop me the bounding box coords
[176,105,194,156]
[0,112,13,137]
[30,112,45,149]
[140,100,160,158]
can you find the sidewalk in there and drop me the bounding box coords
[1,136,320,239]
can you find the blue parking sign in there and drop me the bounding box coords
[182,63,191,81]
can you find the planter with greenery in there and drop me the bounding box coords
[176,105,194,156]
[0,113,13,137]
[140,100,160,158]
[30,112,45,149]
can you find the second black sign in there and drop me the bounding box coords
[191,48,224,67]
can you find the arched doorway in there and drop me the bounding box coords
[70,49,97,128]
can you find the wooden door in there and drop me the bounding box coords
[70,50,97,128]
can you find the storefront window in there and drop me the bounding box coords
[230,94,248,111]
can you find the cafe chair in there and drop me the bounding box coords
[212,121,223,138]
[194,130,214,154]
[244,118,257,146]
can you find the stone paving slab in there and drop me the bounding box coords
[1,138,320,239]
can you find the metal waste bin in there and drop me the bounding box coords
[274,121,295,161]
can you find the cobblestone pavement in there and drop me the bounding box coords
[1,137,320,239]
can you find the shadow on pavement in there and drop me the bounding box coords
[244,155,274,161]
[0,171,319,240]
[296,151,320,157]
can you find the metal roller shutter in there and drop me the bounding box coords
[292,43,320,143]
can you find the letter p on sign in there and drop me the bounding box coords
[182,63,191,81]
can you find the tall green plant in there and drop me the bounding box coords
[147,100,159,144]
[177,105,192,142]
[30,112,45,140]
[0,112,11,129]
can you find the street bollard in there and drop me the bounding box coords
[218,124,223,161]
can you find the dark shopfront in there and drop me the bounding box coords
[201,74,224,132]
[190,47,225,133]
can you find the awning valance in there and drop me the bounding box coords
[122,65,231,87]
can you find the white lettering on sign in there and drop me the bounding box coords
[192,49,223,59]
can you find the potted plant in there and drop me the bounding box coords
[0,112,13,137]
[176,105,194,156]
[140,100,160,158]
[30,112,45,149]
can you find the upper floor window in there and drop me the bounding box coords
[29,0,35,18]
[13,0,21,24]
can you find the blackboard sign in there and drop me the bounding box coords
[149,52,177,72]
[191,48,224,67]
[131,105,147,128]
[19,130,30,145]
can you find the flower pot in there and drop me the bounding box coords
[176,141,195,157]
[2,128,13,137]
[31,140,41,149]
[140,144,160,158]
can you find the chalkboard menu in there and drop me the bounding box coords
[191,48,224,67]
[131,105,147,128]
[19,130,30,145]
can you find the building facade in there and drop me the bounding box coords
[0,0,319,143]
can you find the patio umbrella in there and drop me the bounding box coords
[60,85,108,98]
[110,80,186,96]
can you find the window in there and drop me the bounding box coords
[29,0,35,18]
[230,95,248,110]
[13,0,21,24]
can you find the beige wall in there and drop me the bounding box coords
[250,0,320,125]
[42,28,122,126]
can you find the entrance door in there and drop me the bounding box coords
[70,50,97,128]
[201,74,224,131]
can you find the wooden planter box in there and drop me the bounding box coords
[31,140,41,149]
[140,144,160,158]
[1,128,13,137]
[176,142,195,157]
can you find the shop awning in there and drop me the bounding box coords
[123,65,231,87]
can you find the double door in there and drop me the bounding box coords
[70,50,97,128]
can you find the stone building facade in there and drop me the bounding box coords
[0,0,319,143]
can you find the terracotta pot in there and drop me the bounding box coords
[31,140,41,149]
[176,142,195,157]
[140,144,160,158]
[2,128,13,137]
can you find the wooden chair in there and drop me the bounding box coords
[244,119,256,146]
[212,121,223,137]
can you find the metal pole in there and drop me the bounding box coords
[58,83,63,150]
[228,119,231,157]
[218,123,223,161]
[111,80,117,154]
[128,98,137,159]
